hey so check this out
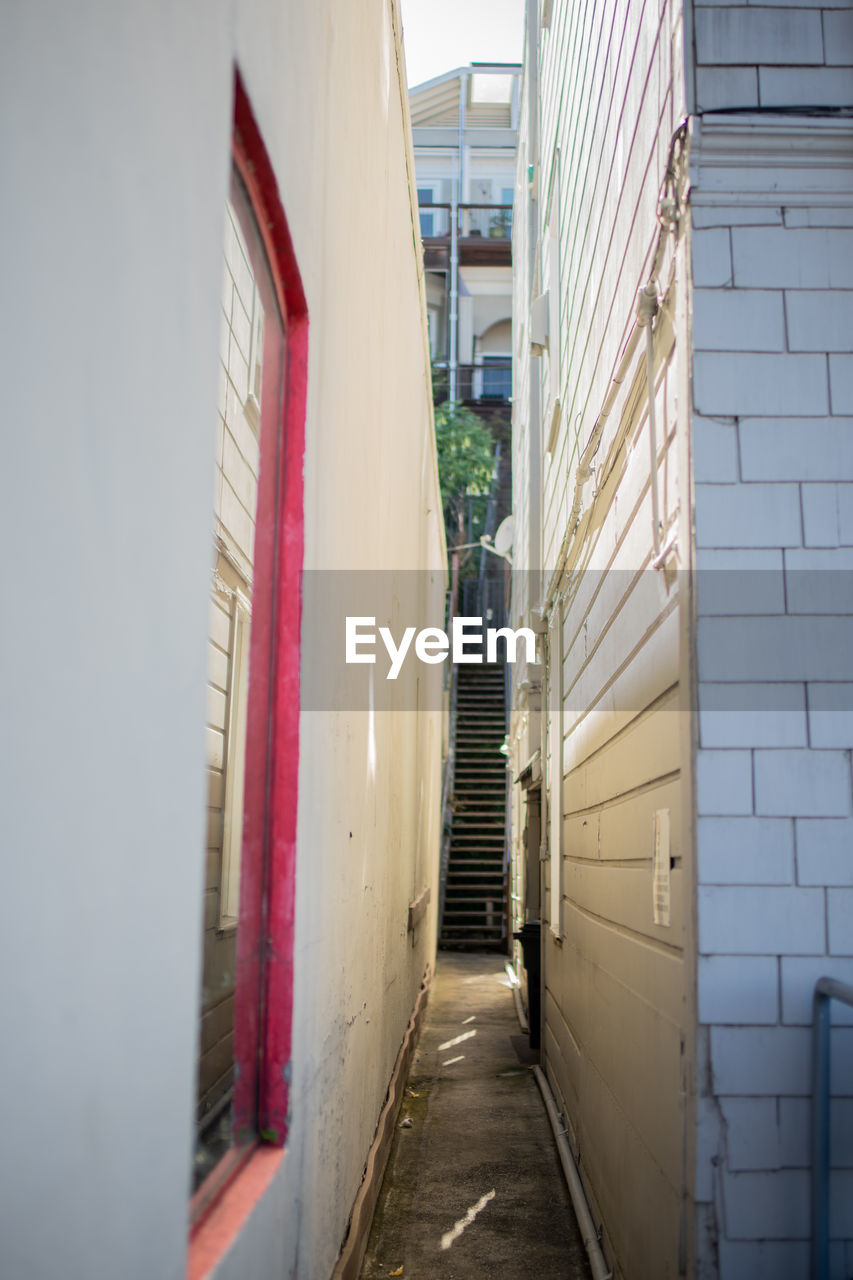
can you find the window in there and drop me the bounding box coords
[190,73,307,1239]
[482,355,512,401]
[417,185,435,237]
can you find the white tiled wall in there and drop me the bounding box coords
[691,109,853,1274]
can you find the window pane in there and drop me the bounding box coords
[417,187,434,237]
[193,173,285,1192]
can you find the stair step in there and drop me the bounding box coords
[452,827,505,834]
[440,925,504,934]
[446,888,504,896]
[453,807,505,814]
[443,896,504,905]
[446,871,505,879]
[453,797,506,804]
[452,802,506,807]
[447,863,505,872]
[453,794,506,801]
[447,863,504,870]
[454,781,505,787]
[451,835,505,842]
[452,833,505,839]
[446,872,504,878]
[452,833,505,840]
[442,661,507,943]
[445,886,504,893]
[450,807,504,815]
[452,825,505,832]
[450,850,505,857]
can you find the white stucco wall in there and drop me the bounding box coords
[0,3,443,1279]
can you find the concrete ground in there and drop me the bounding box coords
[360,951,592,1280]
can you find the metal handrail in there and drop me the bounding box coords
[457,362,512,405]
[812,976,853,1279]
[457,203,513,240]
[419,205,514,240]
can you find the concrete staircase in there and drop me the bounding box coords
[440,661,507,948]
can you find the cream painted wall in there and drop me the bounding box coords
[516,0,853,1274]
[0,3,443,1279]
[511,0,693,1277]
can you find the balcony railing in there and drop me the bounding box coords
[458,203,513,240]
[432,361,512,405]
[418,203,513,242]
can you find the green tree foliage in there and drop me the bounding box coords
[434,400,496,556]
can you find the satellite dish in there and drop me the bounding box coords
[494,515,514,560]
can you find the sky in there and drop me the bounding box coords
[399,0,525,87]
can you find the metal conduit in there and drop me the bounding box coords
[533,1065,612,1280]
[812,976,853,1280]
[636,281,662,560]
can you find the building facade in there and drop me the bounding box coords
[510,0,853,1276]
[0,3,444,1279]
[410,63,519,416]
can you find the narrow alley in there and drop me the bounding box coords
[4,1,853,1278]
[360,952,591,1280]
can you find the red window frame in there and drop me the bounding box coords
[189,70,307,1274]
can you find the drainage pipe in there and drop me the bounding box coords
[533,1065,612,1280]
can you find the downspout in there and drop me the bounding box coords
[449,70,466,403]
[533,1066,613,1280]
[525,0,549,1059]
[526,0,542,605]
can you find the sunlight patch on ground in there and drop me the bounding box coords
[440,1189,497,1251]
[462,1015,476,1024]
[442,1054,465,1066]
[437,1029,476,1051]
